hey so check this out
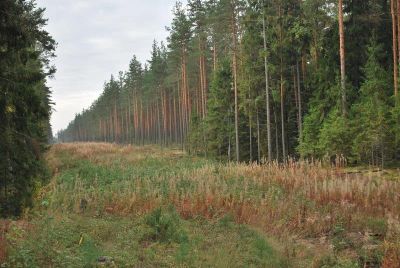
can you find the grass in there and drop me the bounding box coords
[2,142,400,267]
[3,209,285,267]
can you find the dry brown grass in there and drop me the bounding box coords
[41,143,400,265]
[48,143,185,170]
[46,144,400,231]
[0,220,10,264]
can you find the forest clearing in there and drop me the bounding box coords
[1,143,400,267]
[3,0,400,267]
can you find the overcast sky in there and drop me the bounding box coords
[35,0,184,134]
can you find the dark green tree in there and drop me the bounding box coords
[0,0,56,216]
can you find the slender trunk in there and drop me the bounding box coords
[397,0,400,61]
[133,94,137,143]
[157,101,161,145]
[263,11,272,162]
[114,101,118,143]
[301,50,307,82]
[184,52,191,129]
[338,0,347,114]
[249,94,253,162]
[297,60,303,140]
[228,108,232,161]
[213,41,217,72]
[279,5,286,161]
[182,51,190,137]
[231,0,240,162]
[274,105,280,161]
[128,97,132,143]
[178,79,184,145]
[313,29,319,65]
[99,119,101,141]
[199,39,205,119]
[125,108,129,143]
[202,51,208,117]
[181,56,186,139]
[257,108,261,162]
[293,66,299,111]
[174,96,178,143]
[147,103,149,143]
[281,73,286,161]
[139,99,143,145]
[392,0,399,96]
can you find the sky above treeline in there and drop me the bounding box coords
[36,0,185,134]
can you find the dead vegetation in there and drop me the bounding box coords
[13,143,400,266]
[0,220,9,264]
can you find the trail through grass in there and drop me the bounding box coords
[2,144,287,267]
[2,143,400,267]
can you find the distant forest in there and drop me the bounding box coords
[58,0,400,166]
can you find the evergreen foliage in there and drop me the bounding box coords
[0,0,56,216]
[58,0,400,166]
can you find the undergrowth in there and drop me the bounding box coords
[2,143,400,267]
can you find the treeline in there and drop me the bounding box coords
[59,0,400,166]
[0,0,56,216]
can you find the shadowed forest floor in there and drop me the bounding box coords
[1,143,400,267]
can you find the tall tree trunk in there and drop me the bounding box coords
[128,96,132,143]
[213,41,217,72]
[297,60,303,141]
[274,104,280,161]
[156,102,160,145]
[178,78,184,146]
[249,113,253,162]
[199,39,205,119]
[338,0,347,114]
[173,96,178,143]
[392,0,399,97]
[231,0,240,162]
[248,91,253,162]
[263,10,272,162]
[202,49,208,117]
[279,5,286,161]
[280,72,286,161]
[397,0,400,61]
[257,108,261,162]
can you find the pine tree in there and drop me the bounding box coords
[0,0,56,216]
[57,0,400,166]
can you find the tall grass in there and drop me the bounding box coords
[45,144,400,231]
[40,143,400,265]
[0,220,9,263]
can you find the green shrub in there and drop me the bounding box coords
[144,206,188,243]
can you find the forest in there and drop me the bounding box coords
[57,0,400,166]
[2,0,400,267]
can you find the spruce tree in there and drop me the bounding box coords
[0,0,56,216]
[351,39,392,166]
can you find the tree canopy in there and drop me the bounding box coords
[58,0,400,166]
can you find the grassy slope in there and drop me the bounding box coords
[2,143,400,267]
